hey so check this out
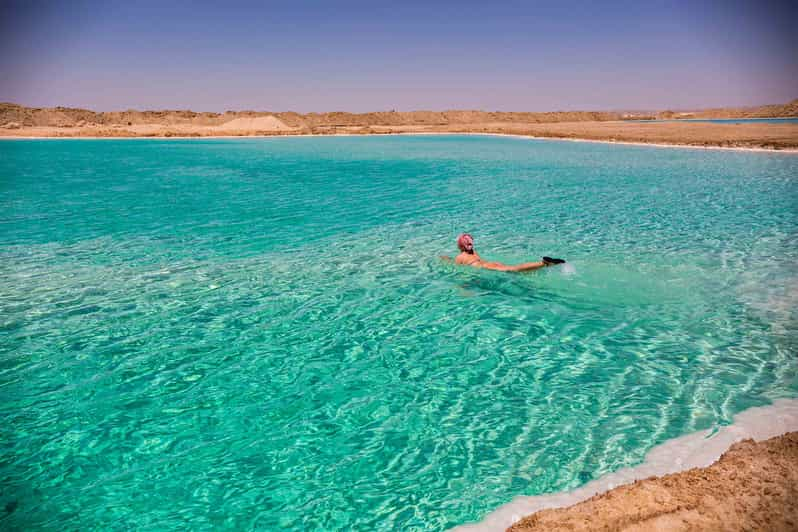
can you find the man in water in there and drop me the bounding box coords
[448,233,565,272]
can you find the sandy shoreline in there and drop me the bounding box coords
[455,398,798,531]
[2,130,798,154]
[492,133,798,152]
[508,431,798,531]
[2,102,797,150]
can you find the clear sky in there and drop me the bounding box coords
[1,0,796,112]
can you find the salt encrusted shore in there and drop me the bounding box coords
[454,398,798,531]
[2,130,798,154]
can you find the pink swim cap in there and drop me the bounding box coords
[457,233,474,252]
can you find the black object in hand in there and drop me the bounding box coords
[542,256,566,265]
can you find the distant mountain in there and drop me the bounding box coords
[658,99,798,120]
[0,103,626,130]
[3,101,796,131]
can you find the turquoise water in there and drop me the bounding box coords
[1,136,797,530]
[630,117,798,124]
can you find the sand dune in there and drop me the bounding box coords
[214,115,292,131]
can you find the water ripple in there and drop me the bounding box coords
[1,137,797,530]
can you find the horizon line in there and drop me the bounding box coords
[3,99,797,115]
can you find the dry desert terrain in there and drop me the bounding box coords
[2,101,797,150]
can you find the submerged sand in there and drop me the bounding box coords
[508,432,798,532]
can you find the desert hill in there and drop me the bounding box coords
[2,101,796,134]
[658,99,798,120]
[1,101,797,150]
[0,103,629,132]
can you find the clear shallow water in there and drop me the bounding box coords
[1,136,797,530]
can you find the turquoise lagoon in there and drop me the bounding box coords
[1,136,797,530]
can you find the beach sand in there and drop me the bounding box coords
[455,399,798,531]
[3,120,798,151]
[508,431,798,531]
[429,120,798,151]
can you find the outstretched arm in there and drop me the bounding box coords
[508,261,547,272]
[478,260,547,272]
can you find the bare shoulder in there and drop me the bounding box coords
[454,253,481,266]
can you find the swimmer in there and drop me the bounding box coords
[443,233,565,272]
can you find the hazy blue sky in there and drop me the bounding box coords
[1,0,796,112]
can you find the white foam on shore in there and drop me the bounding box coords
[454,397,798,531]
